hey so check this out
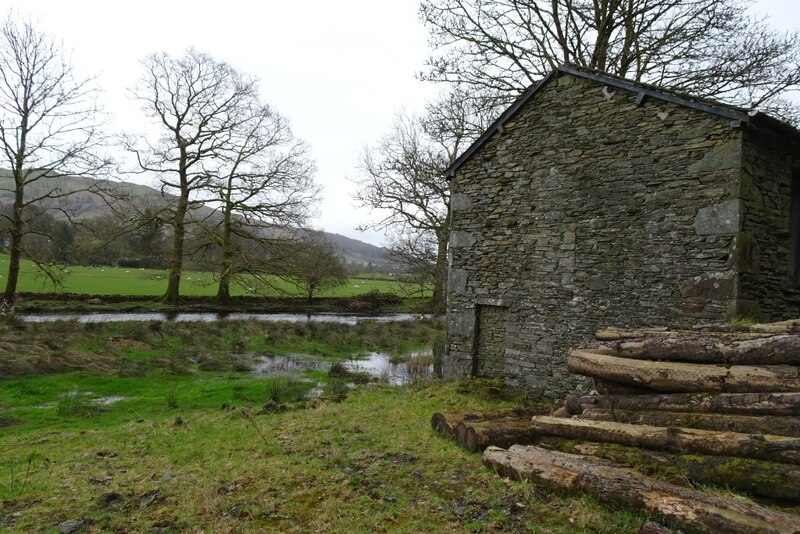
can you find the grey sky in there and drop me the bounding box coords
[7,0,800,246]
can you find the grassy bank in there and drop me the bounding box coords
[0,253,423,299]
[0,319,646,533]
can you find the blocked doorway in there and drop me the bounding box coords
[471,304,508,377]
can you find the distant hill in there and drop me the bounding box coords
[323,232,393,267]
[0,170,393,268]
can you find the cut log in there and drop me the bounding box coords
[581,408,800,437]
[483,445,800,534]
[431,407,543,438]
[594,378,654,395]
[455,418,538,452]
[431,412,469,438]
[529,416,800,465]
[595,327,775,341]
[564,392,800,417]
[639,522,680,534]
[588,334,800,365]
[568,350,800,393]
[595,320,800,341]
[536,436,800,503]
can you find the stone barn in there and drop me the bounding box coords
[445,65,800,399]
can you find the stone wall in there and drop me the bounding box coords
[738,128,800,320]
[446,72,746,400]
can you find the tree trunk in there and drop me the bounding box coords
[564,392,800,417]
[587,334,800,365]
[483,445,800,534]
[569,349,800,393]
[432,230,448,314]
[536,436,800,503]
[455,418,538,452]
[163,189,188,305]
[216,273,232,305]
[215,201,234,305]
[529,416,800,465]
[580,408,800,437]
[2,169,25,314]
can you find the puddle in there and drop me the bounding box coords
[344,351,434,386]
[251,351,434,386]
[95,396,128,405]
[251,354,331,374]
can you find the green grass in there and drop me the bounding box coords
[0,320,646,533]
[0,252,421,298]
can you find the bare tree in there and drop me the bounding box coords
[354,89,490,313]
[273,236,348,304]
[420,0,800,121]
[354,112,450,313]
[205,102,318,304]
[128,48,257,304]
[0,13,111,313]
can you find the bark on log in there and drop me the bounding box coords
[536,436,800,503]
[455,419,538,452]
[564,392,800,417]
[569,350,800,393]
[639,522,680,534]
[431,408,543,438]
[483,445,800,534]
[595,327,774,341]
[581,408,800,437]
[587,334,800,365]
[594,378,655,395]
[595,320,800,341]
[530,416,800,465]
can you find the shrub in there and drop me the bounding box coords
[56,391,98,417]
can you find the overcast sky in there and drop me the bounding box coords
[6,0,800,246]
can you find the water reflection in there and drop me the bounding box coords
[251,351,434,386]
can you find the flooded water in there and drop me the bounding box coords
[18,312,429,324]
[345,352,434,386]
[251,351,434,386]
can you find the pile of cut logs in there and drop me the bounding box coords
[433,319,800,534]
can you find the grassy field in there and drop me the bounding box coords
[0,319,646,533]
[0,253,421,298]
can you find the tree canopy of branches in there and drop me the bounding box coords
[354,89,492,313]
[204,102,318,305]
[128,49,261,304]
[274,237,348,304]
[0,13,111,313]
[420,0,800,121]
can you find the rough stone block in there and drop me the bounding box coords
[727,299,762,322]
[448,268,468,295]
[447,309,475,337]
[730,231,760,273]
[450,231,477,248]
[688,139,741,173]
[450,192,472,211]
[680,272,735,300]
[695,199,741,235]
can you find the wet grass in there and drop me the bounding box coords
[0,252,422,299]
[1,383,646,533]
[0,319,647,533]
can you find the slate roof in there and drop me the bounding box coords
[445,64,800,179]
